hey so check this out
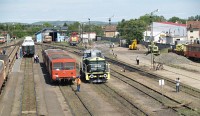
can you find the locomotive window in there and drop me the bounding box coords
[88,61,106,72]
[53,63,62,70]
[63,62,75,70]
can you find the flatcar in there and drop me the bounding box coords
[42,49,76,83]
[22,36,35,56]
[80,49,110,83]
[184,44,200,59]
[0,55,9,91]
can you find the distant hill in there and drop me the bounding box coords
[1,20,118,26]
[32,21,118,26]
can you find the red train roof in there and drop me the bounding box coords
[44,49,75,61]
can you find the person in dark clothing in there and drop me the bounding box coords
[176,78,180,92]
[36,55,39,63]
[15,53,18,59]
[136,56,139,65]
[3,49,6,55]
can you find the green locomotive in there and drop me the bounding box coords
[80,49,110,83]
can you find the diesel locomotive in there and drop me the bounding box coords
[80,49,110,83]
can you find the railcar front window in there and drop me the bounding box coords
[63,62,75,70]
[53,63,62,70]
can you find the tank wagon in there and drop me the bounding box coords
[42,49,77,83]
[0,55,9,91]
[22,36,35,56]
[80,49,110,83]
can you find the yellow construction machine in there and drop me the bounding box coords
[129,39,137,50]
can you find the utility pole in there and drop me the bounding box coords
[150,9,159,69]
[88,18,90,43]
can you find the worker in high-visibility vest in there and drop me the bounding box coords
[75,76,81,92]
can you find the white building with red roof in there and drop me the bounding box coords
[187,21,200,43]
[144,22,187,44]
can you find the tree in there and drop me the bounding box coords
[168,16,186,24]
[117,19,146,43]
[67,22,80,35]
[43,22,52,27]
[63,22,68,27]
[188,15,200,21]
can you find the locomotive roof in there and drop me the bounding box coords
[84,49,101,53]
[22,36,34,46]
[83,49,103,58]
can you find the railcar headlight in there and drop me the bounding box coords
[104,74,107,78]
[90,74,94,78]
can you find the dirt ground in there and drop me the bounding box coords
[94,42,200,89]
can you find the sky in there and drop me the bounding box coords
[0,0,199,23]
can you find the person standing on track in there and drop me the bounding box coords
[175,78,180,92]
[136,56,139,65]
[75,76,81,92]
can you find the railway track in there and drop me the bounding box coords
[20,58,38,116]
[105,56,200,99]
[59,84,92,116]
[110,67,200,115]
[93,83,148,115]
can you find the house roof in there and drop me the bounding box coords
[35,28,57,35]
[104,25,117,32]
[157,22,186,27]
[187,21,200,29]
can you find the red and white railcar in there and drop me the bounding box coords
[184,44,200,59]
[42,49,76,83]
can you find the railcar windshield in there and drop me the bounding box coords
[87,61,107,72]
[24,40,33,42]
[53,62,75,70]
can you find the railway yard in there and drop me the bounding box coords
[0,41,200,116]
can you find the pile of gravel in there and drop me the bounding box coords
[154,53,192,65]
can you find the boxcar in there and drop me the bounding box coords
[184,44,200,59]
[22,36,35,56]
[42,49,76,83]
